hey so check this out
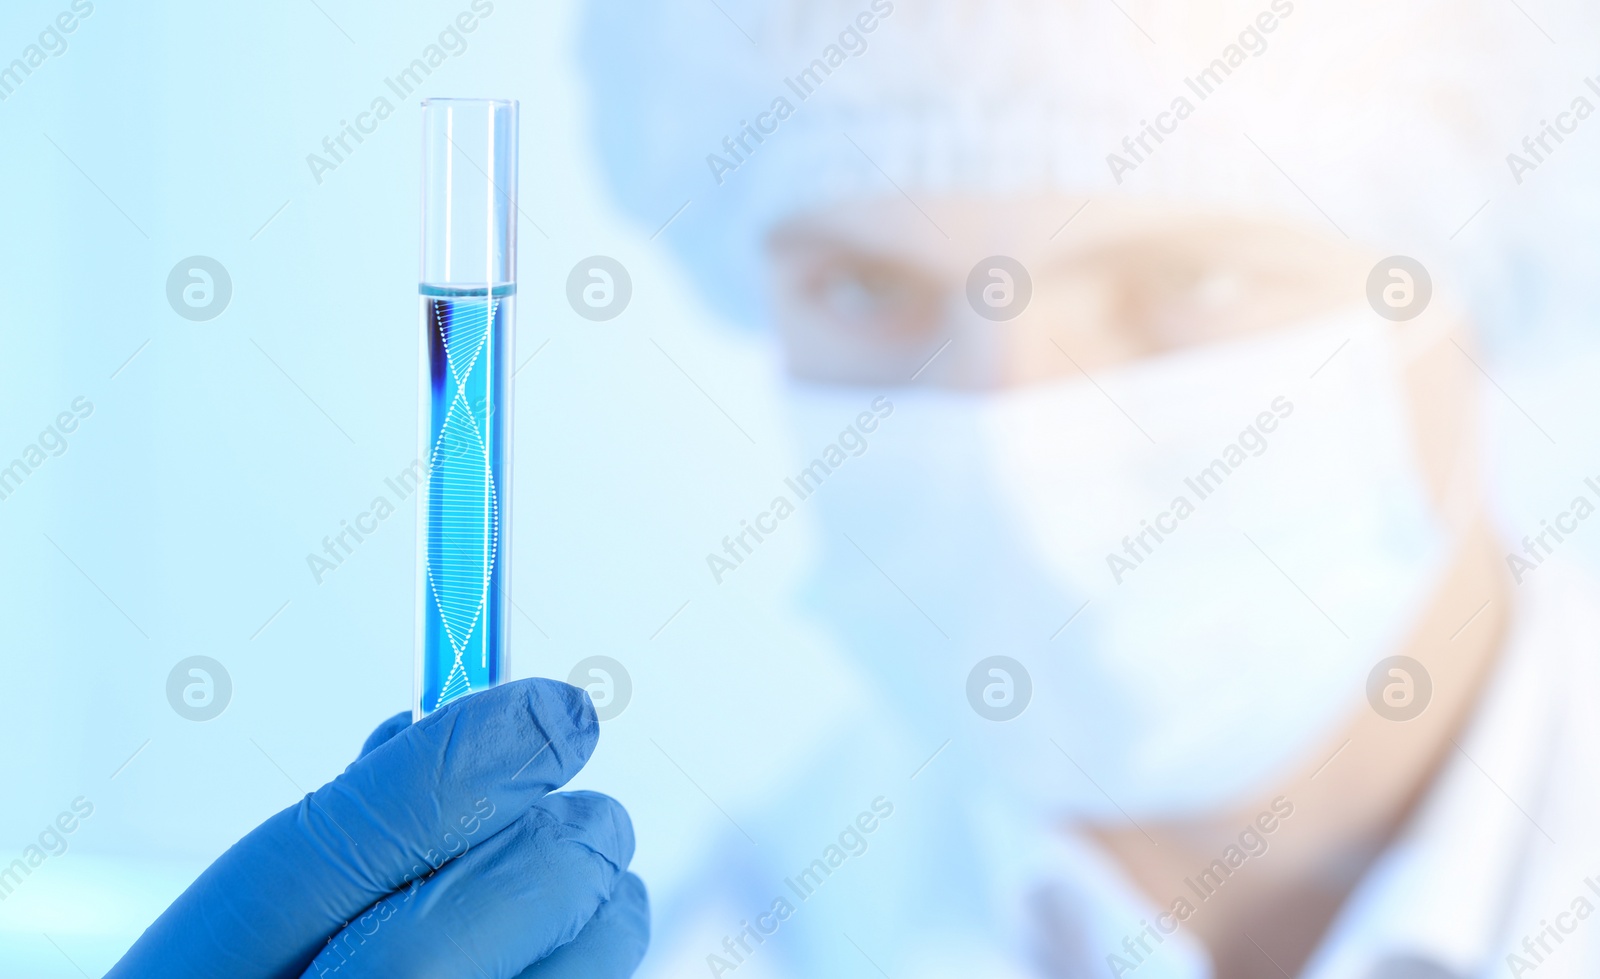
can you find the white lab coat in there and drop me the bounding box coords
[645,561,1600,979]
[1024,560,1600,979]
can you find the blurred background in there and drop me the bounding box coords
[2,1,1600,976]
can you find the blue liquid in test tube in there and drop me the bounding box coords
[414,99,518,718]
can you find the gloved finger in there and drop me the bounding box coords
[108,679,600,979]
[514,872,650,979]
[358,710,413,759]
[298,792,636,979]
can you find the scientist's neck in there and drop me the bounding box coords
[1088,516,1510,979]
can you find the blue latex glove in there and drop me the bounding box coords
[107,678,650,979]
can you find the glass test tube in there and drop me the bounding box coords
[414,98,518,718]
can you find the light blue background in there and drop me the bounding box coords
[2,1,1600,977]
[0,1,870,974]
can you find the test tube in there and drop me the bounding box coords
[414,98,518,718]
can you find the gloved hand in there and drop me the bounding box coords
[107,678,650,979]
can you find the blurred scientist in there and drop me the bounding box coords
[585,1,1600,977]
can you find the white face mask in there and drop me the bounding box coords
[785,307,1454,820]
